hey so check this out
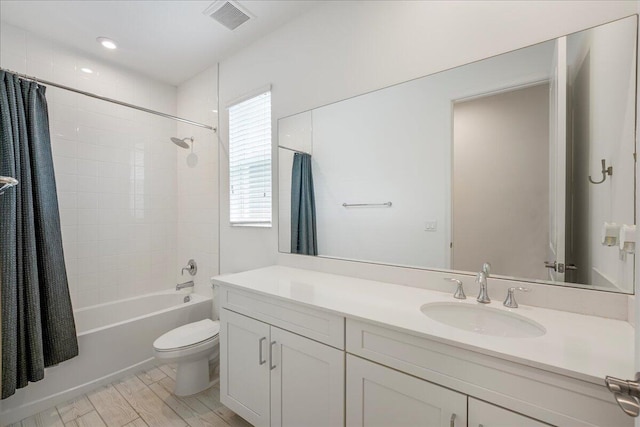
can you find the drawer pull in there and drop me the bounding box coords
[258,337,266,365]
[270,341,277,370]
[450,413,456,427]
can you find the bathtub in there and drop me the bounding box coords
[0,290,212,425]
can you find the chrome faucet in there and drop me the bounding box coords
[181,259,197,276]
[444,278,466,300]
[476,262,491,304]
[176,280,194,291]
[503,287,530,308]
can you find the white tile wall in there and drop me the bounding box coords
[1,22,180,308]
[176,66,219,298]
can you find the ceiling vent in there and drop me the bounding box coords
[203,1,252,31]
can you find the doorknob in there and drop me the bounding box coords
[605,373,640,417]
[544,261,577,273]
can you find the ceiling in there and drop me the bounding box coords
[0,0,320,85]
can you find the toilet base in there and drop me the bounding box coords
[174,357,210,396]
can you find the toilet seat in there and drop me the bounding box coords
[154,319,220,352]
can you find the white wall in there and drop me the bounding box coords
[176,66,220,298]
[569,17,636,293]
[218,0,638,275]
[453,84,549,280]
[583,18,635,292]
[0,22,179,308]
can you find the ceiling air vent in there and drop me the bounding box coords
[203,1,252,31]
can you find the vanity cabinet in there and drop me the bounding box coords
[346,355,550,427]
[346,355,467,427]
[219,288,345,427]
[215,270,631,427]
[220,309,271,426]
[468,398,551,427]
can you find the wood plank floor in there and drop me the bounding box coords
[12,364,252,427]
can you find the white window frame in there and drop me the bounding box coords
[228,87,272,227]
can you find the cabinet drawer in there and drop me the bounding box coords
[346,318,629,427]
[219,286,345,349]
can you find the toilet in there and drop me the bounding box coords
[153,318,220,396]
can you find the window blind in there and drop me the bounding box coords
[229,91,272,226]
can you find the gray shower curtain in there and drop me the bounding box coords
[0,70,78,399]
[291,152,317,255]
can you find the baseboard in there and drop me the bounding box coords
[1,358,157,426]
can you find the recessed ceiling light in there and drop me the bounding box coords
[80,67,93,74]
[96,37,117,50]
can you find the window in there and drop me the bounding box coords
[229,90,272,226]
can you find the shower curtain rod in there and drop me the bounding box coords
[278,145,311,156]
[0,67,217,132]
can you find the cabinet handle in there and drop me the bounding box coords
[270,341,277,370]
[258,337,266,365]
[450,413,456,427]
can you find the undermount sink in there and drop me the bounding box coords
[420,302,546,338]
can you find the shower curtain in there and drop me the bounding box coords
[0,70,78,399]
[291,152,318,255]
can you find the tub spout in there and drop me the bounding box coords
[176,280,194,291]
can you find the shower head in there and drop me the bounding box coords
[171,137,193,149]
[0,176,18,195]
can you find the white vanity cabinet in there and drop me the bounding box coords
[218,287,345,427]
[346,355,551,427]
[468,398,551,427]
[220,309,271,426]
[346,355,467,427]
[214,267,632,427]
[345,318,628,427]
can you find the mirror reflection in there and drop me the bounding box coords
[278,16,637,294]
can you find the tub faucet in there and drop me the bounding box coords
[476,262,491,304]
[176,280,194,291]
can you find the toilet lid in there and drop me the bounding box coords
[154,319,220,351]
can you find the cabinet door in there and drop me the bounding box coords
[220,309,271,427]
[468,398,552,427]
[270,327,345,427]
[346,355,466,427]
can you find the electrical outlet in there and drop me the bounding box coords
[425,220,437,232]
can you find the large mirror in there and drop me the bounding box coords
[278,16,637,294]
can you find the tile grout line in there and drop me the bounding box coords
[110,379,144,426]
[54,403,64,425]
[86,392,112,427]
[147,374,231,427]
[115,376,185,427]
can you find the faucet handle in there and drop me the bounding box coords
[445,278,466,300]
[476,271,487,284]
[482,262,491,277]
[503,287,530,308]
[181,259,198,276]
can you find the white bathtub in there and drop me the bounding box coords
[0,290,212,426]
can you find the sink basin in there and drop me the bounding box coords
[420,302,546,338]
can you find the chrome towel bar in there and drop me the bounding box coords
[342,202,392,207]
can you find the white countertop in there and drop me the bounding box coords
[212,265,635,385]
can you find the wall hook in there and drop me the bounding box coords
[588,159,613,184]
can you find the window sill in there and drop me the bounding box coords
[231,223,272,228]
